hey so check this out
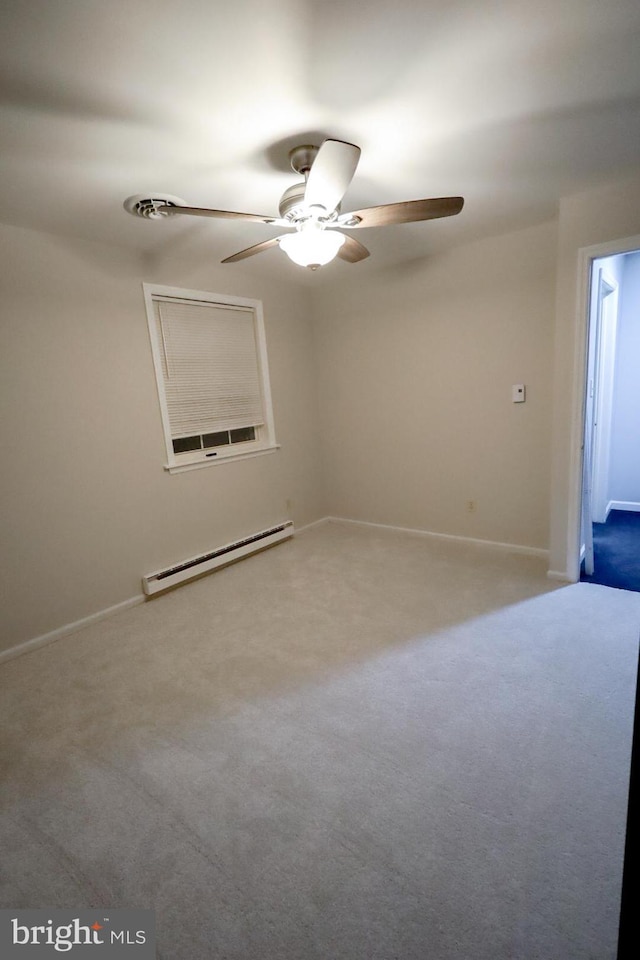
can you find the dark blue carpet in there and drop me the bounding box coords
[581,510,640,592]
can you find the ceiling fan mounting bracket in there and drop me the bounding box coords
[288,144,319,176]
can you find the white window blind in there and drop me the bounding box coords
[154,298,264,438]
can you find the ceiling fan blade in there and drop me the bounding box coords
[339,196,464,228]
[337,234,370,263]
[221,236,285,264]
[161,204,289,227]
[304,139,361,214]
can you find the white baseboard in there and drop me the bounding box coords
[296,516,330,533]
[0,594,146,665]
[608,500,640,513]
[326,516,549,559]
[0,514,553,666]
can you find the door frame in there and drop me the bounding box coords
[590,270,618,524]
[567,234,640,582]
[580,266,618,575]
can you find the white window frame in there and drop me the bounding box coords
[142,283,278,473]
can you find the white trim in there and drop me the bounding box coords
[295,516,331,533]
[165,444,280,474]
[0,595,146,665]
[608,500,640,513]
[142,283,277,471]
[565,247,594,581]
[0,516,556,665]
[326,516,549,558]
[287,515,550,558]
[589,270,619,524]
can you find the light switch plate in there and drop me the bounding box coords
[512,384,526,402]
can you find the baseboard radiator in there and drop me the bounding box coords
[142,521,294,596]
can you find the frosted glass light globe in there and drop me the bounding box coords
[279,225,345,267]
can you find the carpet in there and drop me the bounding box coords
[582,510,640,593]
[1,521,639,959]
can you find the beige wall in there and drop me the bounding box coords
[549,172,640,578]
[6,168,640,652]
[0,223,323,650]
[312,221,557,549]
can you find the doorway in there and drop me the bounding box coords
[580,249,640,592]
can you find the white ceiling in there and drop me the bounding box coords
[1,0,640,279]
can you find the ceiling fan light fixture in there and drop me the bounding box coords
[124,141,463,267]
[279,224,345,268]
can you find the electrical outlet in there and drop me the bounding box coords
[466,500,476,513]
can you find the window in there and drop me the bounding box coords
[143,284,277,473]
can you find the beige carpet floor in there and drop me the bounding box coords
[1,520,639,959]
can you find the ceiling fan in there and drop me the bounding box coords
[124,139,464,270]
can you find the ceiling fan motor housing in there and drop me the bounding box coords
[278,182,307,221]
[278,183,340,224]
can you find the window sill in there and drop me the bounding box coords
[164,444,280,474]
